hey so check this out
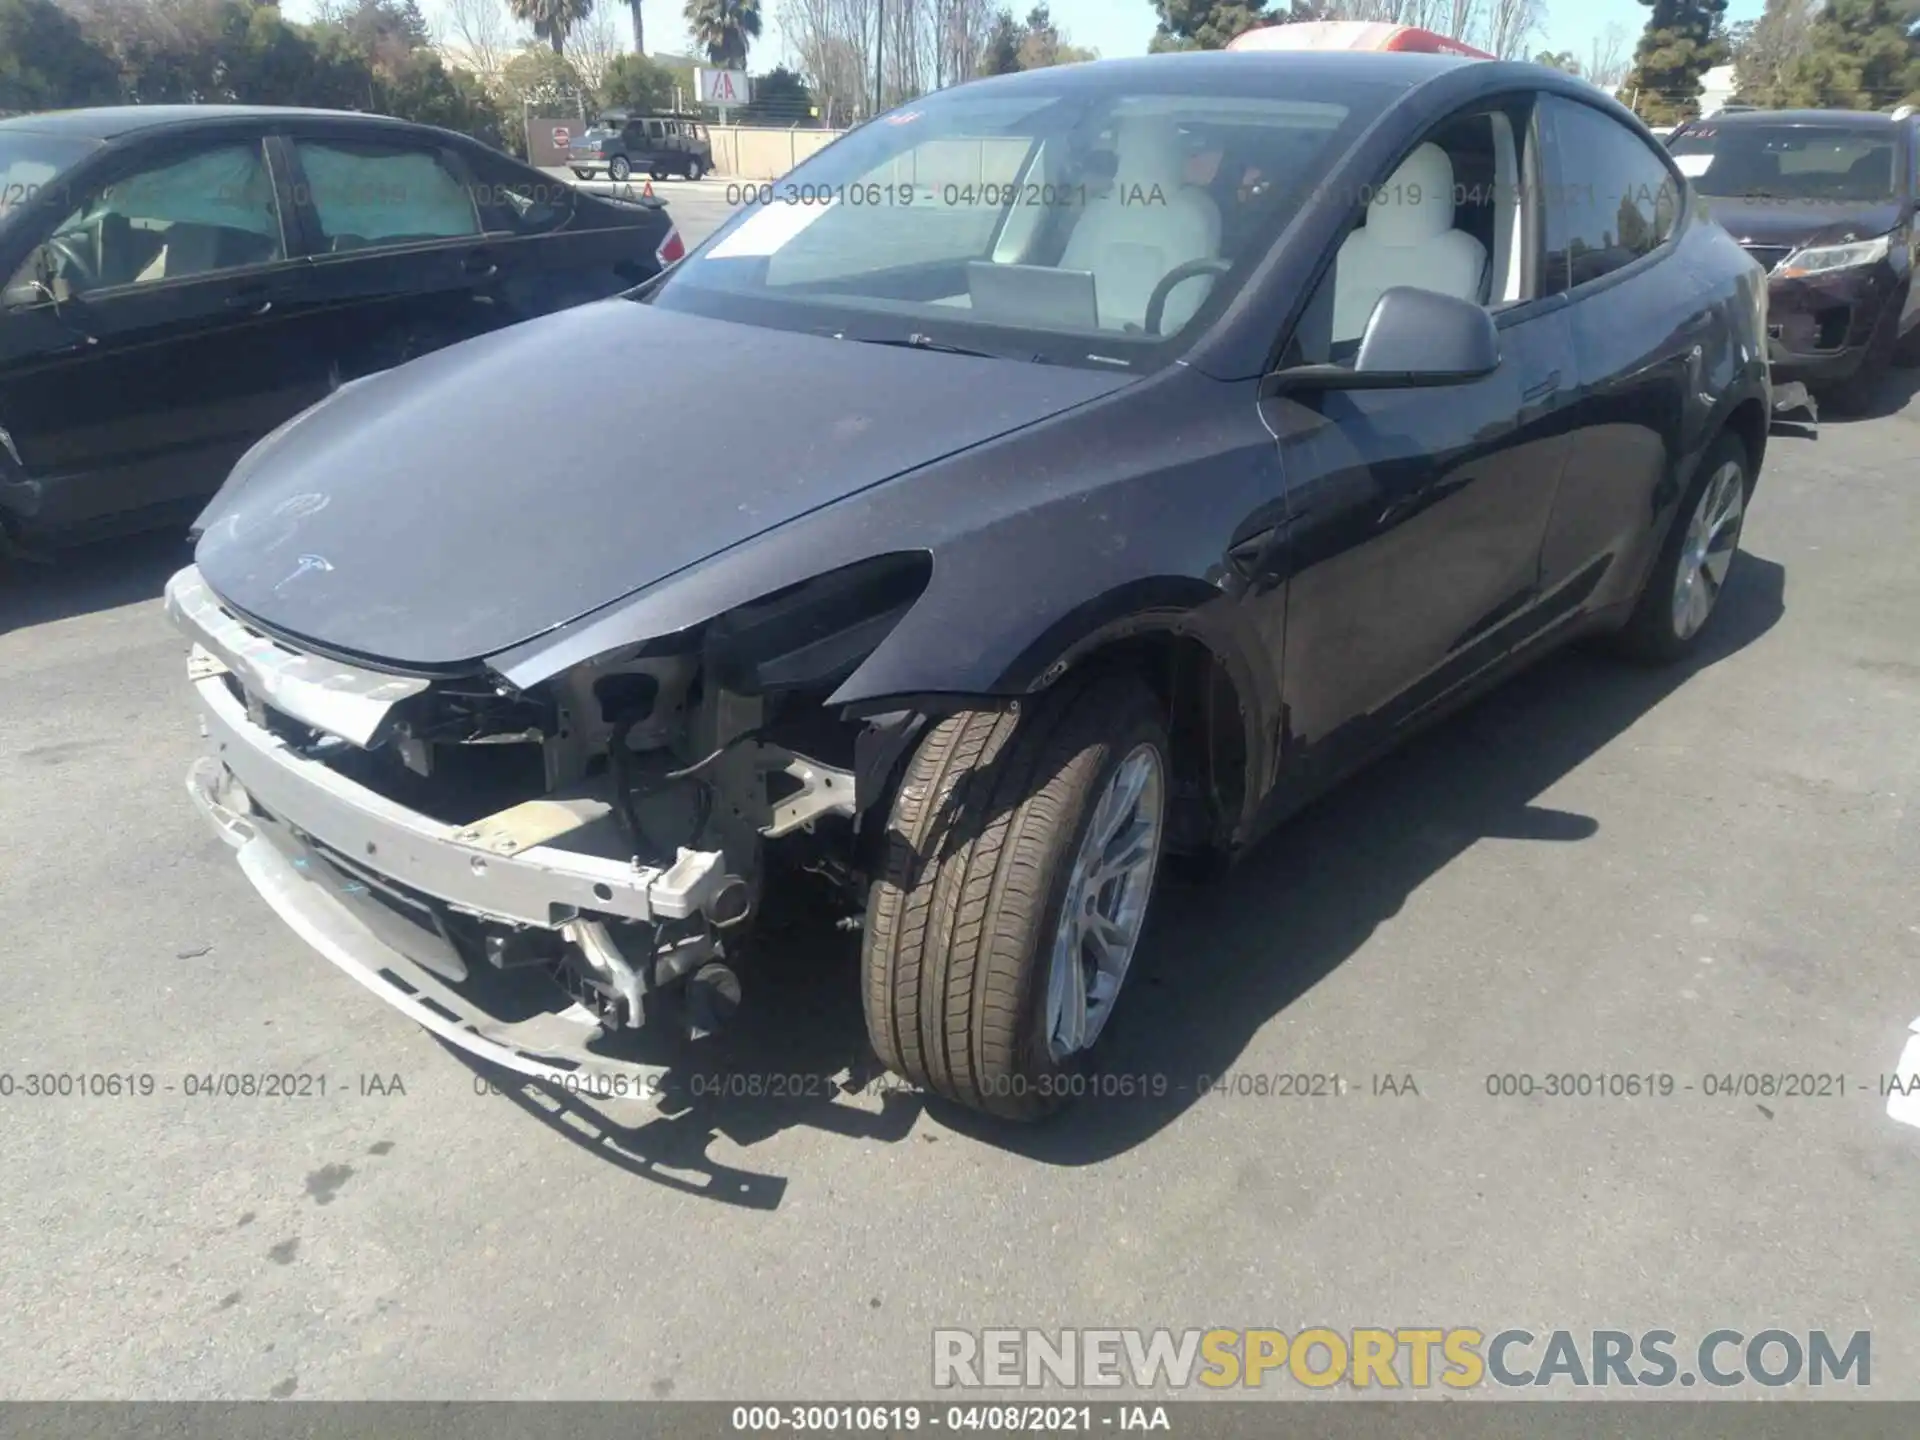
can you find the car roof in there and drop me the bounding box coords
[1684,108,1903,129]
[966,49,1482,91]
[0,105,417,141]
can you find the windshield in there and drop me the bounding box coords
[1669,122,1900,203]
[0,133,99,233]
[647,72,1375,371]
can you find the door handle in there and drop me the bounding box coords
[224,287,277,315]
[1522,369,1562,403]
[462,252,499,279]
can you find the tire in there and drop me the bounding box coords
[571,168,591,180]
[1894,310,1920,368]
[686,159,705,181]
[1607,431,1751,665]
[608,155,631,182]
[863,673,1169,1121]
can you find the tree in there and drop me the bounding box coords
[1770,0,1920,110]
[1587,21,1631,92]
[1622,0,1731,124]
[627,0,643,52]
[600,49,680,109]
[1533,48,1580,72]
[1151,1,1279,50]
[739,62,813,121]
[685,0,762,69]
[1015,1,1057,66]
[779,0,871,124]
[438,0,523,80]
[1482,0,1538,59]
[0,0,121,111]
[1729,0,1815,105]
[566,0,624,95]
[500,41,587,109]
[508,0,594,55]
[980,6,1020,71]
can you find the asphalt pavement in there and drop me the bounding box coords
[2,356,1919,1400]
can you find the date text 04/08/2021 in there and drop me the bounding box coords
[728,1405,1171,1432]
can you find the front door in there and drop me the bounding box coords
[0,135,322,538]
[1262,97,1576,794]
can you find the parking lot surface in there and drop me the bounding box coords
[2,366,1918,1400]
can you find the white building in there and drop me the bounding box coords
[1697,64,1738,117]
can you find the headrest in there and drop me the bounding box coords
[1364,142,1456,247]
[1112,115,1187,185]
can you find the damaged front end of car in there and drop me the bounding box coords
[167,552,935,1097]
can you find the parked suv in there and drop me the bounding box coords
[569,112,714,182]
[1669,107,1920,411]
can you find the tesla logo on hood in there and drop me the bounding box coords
[273,553,335,593]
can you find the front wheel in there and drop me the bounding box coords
[686,159,706,181]
[1607,432,1750,665]
[862,673,1169,1121]
[608,155,631,182]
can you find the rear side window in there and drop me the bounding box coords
[1540,96,1681,295]
[462,150,573,236]
[295,140,480,250]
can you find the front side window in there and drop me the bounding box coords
[650,75,1379,371]
[293,140,480,251]
[1542,97,1680,294]
[1669,121,1899,203]
[24,141,283,296]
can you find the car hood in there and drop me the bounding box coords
[191,300,1129,668]
[1700,196,1904,251]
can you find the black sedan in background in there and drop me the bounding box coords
[170,53,1771,1121]
[0,106,683,550]
[1669,108,1920,411]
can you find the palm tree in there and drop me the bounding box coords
[628,0,644,53]
[684,0,762,69]
[509,0,596,55]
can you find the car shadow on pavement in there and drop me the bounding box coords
[1815,363,1920,424]
[437,879,923,1209]
[944,551,1789,1164]
[441,553,1784,1196]
[0,528,191,636]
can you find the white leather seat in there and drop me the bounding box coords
[1059,115,1222,333]
[1330,143,1488,343]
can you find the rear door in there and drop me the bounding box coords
[448,143,663,315]
[0,130,325,536]
[1532,95,1698,618]
[277,125,496,377]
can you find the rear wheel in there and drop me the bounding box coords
[608,155,631,182]
[862,673,1168,1121]
[686,158,706,181]
[571,167,591,180]
[1607,432,1750,665]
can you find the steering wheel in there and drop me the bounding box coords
[1143,258,1232,336]
[45,231,99,293]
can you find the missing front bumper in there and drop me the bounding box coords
[188,757,674,1092]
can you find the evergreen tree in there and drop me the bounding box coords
[1773,0,1920,110]
[980,8,1021,74]
[1622,0,1732,124]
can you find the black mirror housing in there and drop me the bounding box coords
[1266,286,1502,394]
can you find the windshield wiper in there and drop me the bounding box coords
[840,332,1046,363]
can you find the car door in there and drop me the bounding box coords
[1532,95,1699,618]
[276,126,496,380]
[1259,96,1577,793]
[447,144,660,318]
[0,130,325,538]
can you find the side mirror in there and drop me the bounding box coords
[1265,287,1501,394]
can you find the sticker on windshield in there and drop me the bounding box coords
[886,111,924,126]
[1673,154,1713,177]
[707,195,837,258]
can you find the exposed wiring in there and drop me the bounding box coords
[663,728,763,782]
